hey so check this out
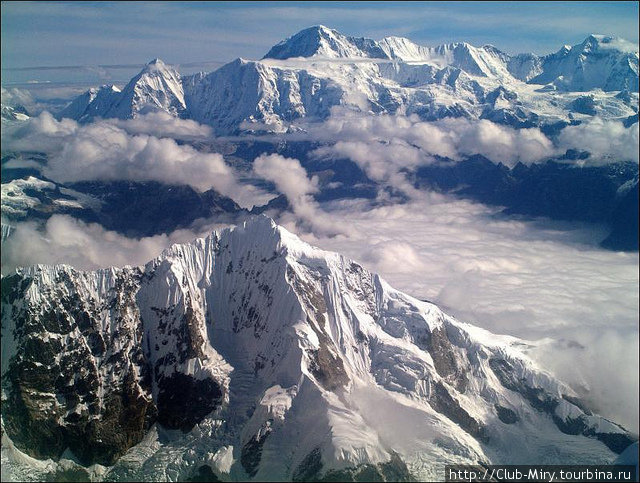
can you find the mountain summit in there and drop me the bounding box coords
[2,216,635,481]
[263,25,389,60]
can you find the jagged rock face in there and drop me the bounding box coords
[1,217,636,481]
[1,267,155,466]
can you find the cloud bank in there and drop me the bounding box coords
[557,117,640,165]
[309,110,557,166]
[2,112,268,208]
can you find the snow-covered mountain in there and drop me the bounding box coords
[58,59,185,122]
[1,87,32,122]
[0,175,245,238]
[57,85,121,122]
[1,216,635,481]
[524,35,639,92]
[58,26,638,134]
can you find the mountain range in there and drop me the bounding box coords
[1,216,636,481]
[2,26,638,252]
[57,26,638,134]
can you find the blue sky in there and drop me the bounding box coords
[2,1,638,69]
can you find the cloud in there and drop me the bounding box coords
[306,109,558,198]
[302,196,639,433]
[1,87,35,110]
[254,153,319,201]
[597,37,639,54]
[1,112,270,208]
[253,153,343,235]
[2,111,78,152]
[557,118,639,164]
[0,214,234,275]
[107,111,213,139]
[310,108,557,166]
[303,109,638,200]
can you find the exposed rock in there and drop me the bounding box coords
[429,381,486,440]
[156,373,223,432]
[495,404,519,424]
[293,447,323,482]
[241,428,271,477]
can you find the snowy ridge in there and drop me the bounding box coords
[58,27,639,134]
[526,35,640,91]
[1,216,635,481]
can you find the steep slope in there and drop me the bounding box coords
[379,37,513,78]
[1,87,32,122]
[57,85,121,122]
[185,57,383,133]
[1,217,635,481]
[105,58,186,119]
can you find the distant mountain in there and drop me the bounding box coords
[0,175,244,238]
[58,27,638,134]
[1,87,32,121]
[58,59,186,122]
[263,25,389,60]
[58,84,121,122]
[2,217,635,481]
[525,35,639,92]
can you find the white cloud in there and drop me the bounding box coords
[253,153,343,235]
[107,111,213,139]
[557,118,639,164]
[305,109,559,198]
[0,214,234,275]
[302,110,638,200]
[307,108,557,166]
[254,153,319,201]
[2,112,269,208]
[597,37,639,54]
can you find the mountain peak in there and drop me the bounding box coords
[263,25,388,60]
[141,58,174,74]
[577,34,639,54]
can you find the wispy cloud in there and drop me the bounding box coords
[253,153,342,236]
